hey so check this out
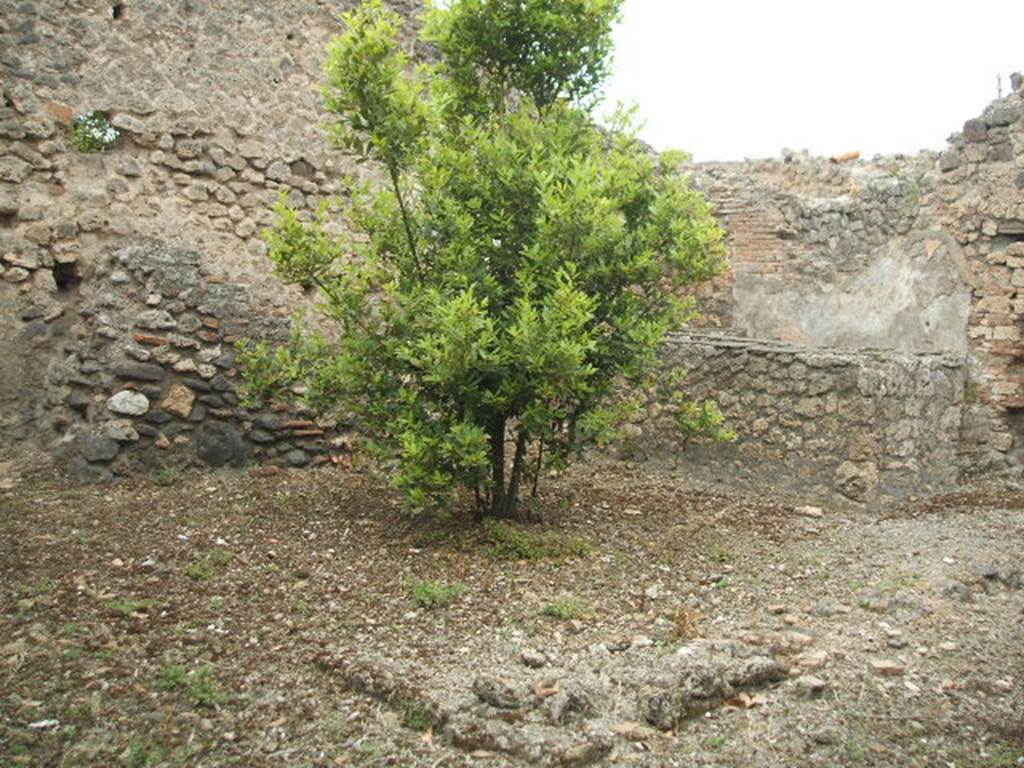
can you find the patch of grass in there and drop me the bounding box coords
[32,578,56,595]
[609,548,629,573]
[60,622,80,638]
[540,596,592,621]
[323,711,348,740]
[357,590,383,606]
[483,519,593,561]
[355,742,387,763]
[153,467,178,487]
[157,664,226,708]
[157,664,189,692]
[126,738,166,767]
[706,735,726,750]
[708,542,733,564]
[106,598,159,618]
[974,742,1024,768]
[397,699,434,732]
[409,580,468,609]
[185,547,233,581]
[185,667,226,708]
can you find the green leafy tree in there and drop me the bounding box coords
[244,0,727,518]
[660,370,737,451]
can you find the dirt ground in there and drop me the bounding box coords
[1,458,1022,767]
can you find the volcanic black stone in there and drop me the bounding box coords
[182,377,212,393]
[254,414,281,430]
[164,422,193,438]
[248,429,274,444]
[80,435,119,462]
[114,362,165,382]
[65,390,91,412]
[143,410,173,425]
[68,456,113,484]
[196,422,249,467]
[213,351,236,369]
[285,449,310,467]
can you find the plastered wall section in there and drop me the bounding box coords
[682,83,1024,474]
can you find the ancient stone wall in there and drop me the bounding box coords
[1,0,1022,502]
[683,79,1024,481]
[635,334,968,505]
[0,0,417,476]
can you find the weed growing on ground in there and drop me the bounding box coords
[541,596,592,621]
[153,467,178,487]
[157,664,189,691]
[410,580,468,609]
[483,519,593,561]
[708,542,733,564]
[397,699,434,731]
[125,738,166,767]
[185,548,233,581]
[157,664,226,708]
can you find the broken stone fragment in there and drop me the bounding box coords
[520,649,548,669]
[472,674,525,709]
[869,659,905,677]
[641,640,788,729]
[795,505,824,518]
[542,678,595,724]
[793,675,829,699]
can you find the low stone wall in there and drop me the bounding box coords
[38,242,349,482]
[635,334,970,505]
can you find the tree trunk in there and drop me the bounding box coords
[488,417,506,518]
[530,439,545,498]
[501,431,528,519]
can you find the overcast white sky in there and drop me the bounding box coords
[599,0,1024,161]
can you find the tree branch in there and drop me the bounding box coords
[387,164,424,279]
